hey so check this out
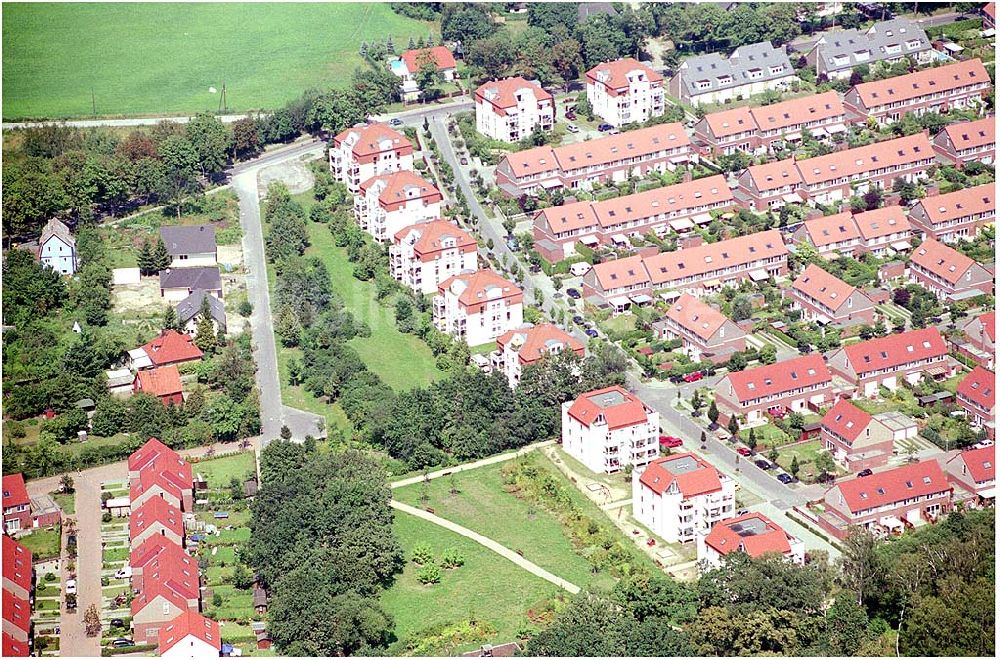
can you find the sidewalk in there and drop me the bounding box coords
[390,441,554,489]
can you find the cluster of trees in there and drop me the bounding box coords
[246,442,403,656]
[263,183,309,262]
[648,2,803,59]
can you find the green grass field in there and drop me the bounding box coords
[189,451,256,490]
[2,3,437,119]
[52,492,75,515]
[17,526,61,561]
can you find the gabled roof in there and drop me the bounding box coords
[2,590,30,634]
[130,576,194,616]
[130,497,184,541]
[853,206,910,240]
[792,264,861,313]
[665,293,732,342]
[3,632,28,657]
[638,453,723,497]
[566,386,651,430]
[645,229,787,285]
[850,58,989,109]
[553,123,690,171]
[843,327,947,374]
[676,41,793,95]
[586,57,663,91]
[2,536,32,596]
[39,218,75,248]
[2,474,29,510]
[743,158,803,192]
[726,354,831,403]
[704,512,793,558]
[142,549,200,600]
[159,266,222,292]
[130,456,192,506]
[957,366,995,412]
[750,91,844,133]
[496,323,584,366]
[977,311,995,342]
[334,123,412,159]
[393,219,477,259]
[591,175,733,228]
[589,255,650,291]
[475,76,552,110]
[159,611,221,656]
[701,105,757,139]
[131,534,189,571]
[948,445,995,484]
[401,46,456,73]
[535,200,600,234]
[141,330,204,366]
[937,116,995,152]
[797,133,933,185]
[910,237,981,285]
[832,459,949,513]
[439,269,522,307]
[498,145,559,178]
[359,170,442,209]
[129,437,179,474]
[816,18,930,73]
[175,289,227,327]
[821,399,873,443]
[135,365,183,398]
[915,182,994,224]
[801,211,859,247]
[160,225,216,256]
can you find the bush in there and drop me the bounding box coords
[440,547,465,569]
[412,543,433,565]
[416,563,442,585]
[102,512,112,523]
[238,299,253,317]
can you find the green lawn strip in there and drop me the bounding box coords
[206,527,251,546]
[196,509,251,528]
[17,527,61,561]
[939,371,967,394]
[34,598,60,612]
[739,423,791,449]
[206,545,238,566]
[216,622,257,644]
[188,452,256,490]
[775,440,825,478]
[382,512,559,655]
[205,585,254,620]
[205,566,234,587]
[52,492,75,514]
[34,583,60,598]
[469,341,497,355]
[102,546,129,563]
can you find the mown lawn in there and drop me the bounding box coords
[775,439,828,480]
[2,3,437,119]
[739,423,792,449]
[381,512,559,655]
[189,452,256,490]
[52,492,75,515]
[17,526,60,561]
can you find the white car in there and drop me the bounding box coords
[566,124,580,133]
[65,579,77,595]
[114,567,132,580]
[972,439,994,449]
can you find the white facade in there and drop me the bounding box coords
[390,224,478,295]
[161,635,219,660]
[433,272,524,346]
[696,520,805,568]
[168,251,216,269]
[39,234,77,275]
[588,71,665,127]
[329,128,414,193]
[632,457,736,544]
[561,391,660,474]
[355,178,441,243]
[476,80,555,142]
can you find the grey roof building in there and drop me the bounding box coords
[175,289,227,332]
[159,267,223,294]
[160,224,217,256]
[668,41,796,106]
[807,18,932,80]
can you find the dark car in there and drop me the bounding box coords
[573,315,585,325]
[585,328,599,338]
[112,639,135,649]
[690,410,701,418]
[67,534,77,547]
[777,473,795,484]
[669,374,684,384]
[857,468,874,477]
[754,459,773,470]
[598,122,614,132]
[566,288,581,299]
[565,109,576,119]
[388,118,404,127]
[529,264,541,274]
[460,157,469,165]
[110,618,125,629]
[708,422,720,431]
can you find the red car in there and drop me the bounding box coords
[736,447,752,457]
[659,435,683,448]
[683,371,704,383]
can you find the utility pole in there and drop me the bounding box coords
[91,86,96,116]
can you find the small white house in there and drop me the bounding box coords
[37,218,77,275]
[160,225,218,268]
[158,611,221,660]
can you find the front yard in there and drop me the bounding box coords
[739,423,792,450]
[17,525,61,561]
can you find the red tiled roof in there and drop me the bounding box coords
[359,170,441,210]
[401,46,456,73]
[496,323,585,366]
[704,512,793,558]
[499,144,559,178]
[702,105,757,139]
[393,219,477,260]
[2,590,30,634]
[792,264,860,313]
[802,212,859,247]
[910,237,979,285]
[853,206,910,241]
[553,123,690,172]
[590,255,650,291]
[938,117,995,152]
[586,57,663,92]
[130,576,194,616]
[957,366,995,412]
[3,632,28,657]
[743,158,802,192]
[979,311,995,342]
[334,123,412,159]
[842,327,947,375]
[645,229,787,286]
[2,473,29,510]
[130,458,191,505]
[438,269,522,307]
[159,611,221,656]
[131,535,189,571]
[130,497,183,541]
[665,294,730,342]
[951,445,995,484]
[750,91,844,134]
[129,437,178,473]
[916,182,994,224]
[2,536,32,596]
[821,399,873,444]
[726,354,831,403]
[535,201,600,233]
[142,549,200,601]
[797,133,933,186]
[566,386,651,430]
[141,330,203,367]
[986,3,996,20]
[833,460,950,513]
[591,175,734,229]
[638,453,723,497]
[135,365,183,398]
[849,59,989,109]
[475,76,552,111]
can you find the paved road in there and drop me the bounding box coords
[390,500,580,594]
[390,440,554,489]
[2,113,252,130]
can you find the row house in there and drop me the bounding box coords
[2,475,30,535]
[693,105,757,156]
[668,41,796,107]
[820,460,951,539]
[633,453,736,544]
[2,535,33,658]
[392,46,457,102]
[494,123,693,196]
[908,183,995,243]
[562,386,660,474]
[807,18,932,81]
[129,496,185,552]
[697,512,805,568]
[944,446,995,505]
[390,219,478,295]
[130,536,194,594]
[158,611,222,660]
[843,58,990,126]
[794,211,861,257]
[475,76,554,143]
[736,158,804,211]
[795,206,914,258]
[932,116,995,166]
[788,263,876,327]
[653,293,746,364]
[355,170,442,242]
[956,312,994,370]
[985,2,996,30]
[127,438,194,511]
[715,354,833,427]
[820,400,896,471]
[828,327,951,397]
[908,238,994,301]
[433,269,523,346]
[586,57,665,127]
[493,323,585,390]
[2,537,32,602]
[329,123,414,193]
[581,254,652,306]
[957,366,995,441]
[131,572,200,645]
[532,174,735,261]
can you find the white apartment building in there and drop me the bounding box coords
[475,77,555,142]
[633,453,736,544]
[433,269,523,346]
[586,58,665,127]
[355,170,442,242]
[562,386,660,474]
[329,123,414,193]
[390,219,478,295]
[493,323,585,389]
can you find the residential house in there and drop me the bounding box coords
[2,590,31,653]
[820,460,952,539]
[749,90,848,152]
[668,41,796,106]
[944,446,995,504]
[175,290,226,336]
[844,58,990,125]
[493,323,585,389]
[956,311,994,369]
[693,105,758,156]
[956,366,995,440]
[128,439,194,511]
[138,330,204,368]
[788,264,876,327]
[2,535,32,657]
[581,255,651,308]
[37,218,77,275]
[129,438,182,480]
[697,512,805,567]
[652,293,746,363]
[329,123,414,193]
[852,206,913,256]
[159,226,217,268]
[586,57,665,126]
[633,453,736,544]
[984,2,996,29]
[129,535,187,593]
[495,123,693,196]
[3,631,28,657]
[475,77,555,142]
[355,170,442,242]
[129,497,184,551]
[828,327,951,397]
[932,116,995,165]
[562,386,660,474]
[807,18,932,81]
[133,366,184,407]
[2,475,30,535]
[433,269,524,346]
[908,183,995,243]
[735,158,804,211]
[159,267,223,303]
[714,354,833,427]
[820,399,896,471]
[391,46,457,101]
[158,612,221,660]
[908,238,994,300]
[390,219,478,295]
[131,576,199,645]
[793,211,861,257]
[2,536,32,602]
[107,368,136,396]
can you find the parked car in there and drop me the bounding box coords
[506,237,519,251]
[573,315,585,325]
[566,288,581,299]
[565,109,577,119]
[608,128,621,135]
[460,157,469,165]
[111,639,135,649]
[659,435,683,448]
[597,122,614,132]
[567,123,580,133]
[669,374,684,384]
[114,567,132,580]
[708,422,720,431]
[65,579,77,595]
[585,328,599,338]
[690,410,701,418]
[110,618,125,629]
[973,439,994,449]
[388,118,403,127]
[553,292,564,299]
[857,468,874,477]
[777,473,795,484]
[754,459,774,470]
[66,534,77,547]
[529,264,541,273]
[736,447,752,457]
[683,371,703,383]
